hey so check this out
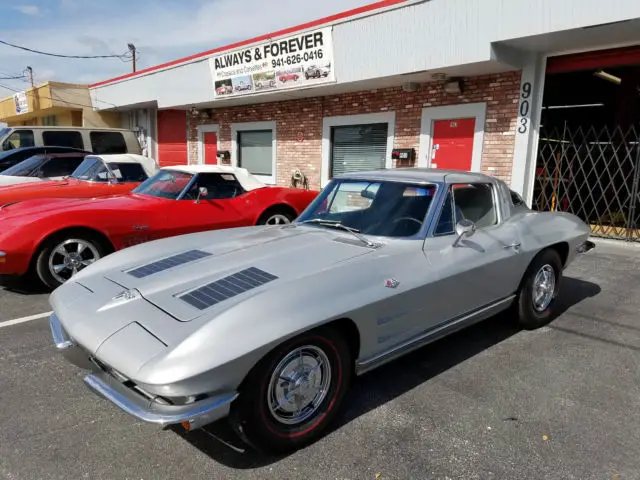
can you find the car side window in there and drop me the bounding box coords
[434,190,455,236]
[182,173,244,200]
[39,156,85,177]
[453,183,498,229]
[42,131,84,150]
[3,130,35,150]
[90,132,127,154]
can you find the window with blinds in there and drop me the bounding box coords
[329,123,388,178]
[238,130,273,176]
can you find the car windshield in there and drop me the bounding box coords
[132,170,194,199]
[70,156,147,182]
[0,155,45,176]
[296,179,438,238]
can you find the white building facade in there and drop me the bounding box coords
[90,0,640,241]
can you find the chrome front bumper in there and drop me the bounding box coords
[49,313,238,430]
[84,373,238,429]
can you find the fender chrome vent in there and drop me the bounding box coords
[179,267,278,310]
[127,250,212,278]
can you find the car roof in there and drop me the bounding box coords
[334,168,498,185]
[160,164,265,191]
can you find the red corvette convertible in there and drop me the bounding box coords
[0,165,318,289]
[0,153,159,205]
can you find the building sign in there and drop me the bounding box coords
[13,91,28,115]
[210,27,335,99]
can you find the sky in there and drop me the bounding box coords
[0,0,374,97]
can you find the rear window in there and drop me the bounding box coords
[42,131,84,150]
[107,163,148,182]
[91,131,127,154]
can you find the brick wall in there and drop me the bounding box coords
[187,71,521,189]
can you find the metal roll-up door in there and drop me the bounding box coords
[330,123,388,178]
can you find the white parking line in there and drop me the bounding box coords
[0,312,52,329]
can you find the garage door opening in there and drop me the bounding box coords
[534,46,640,241]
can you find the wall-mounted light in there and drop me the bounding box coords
[444,78,463,94]
[593,70,621,85]
[217,150,230,160]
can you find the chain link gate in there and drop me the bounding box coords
[533,123,640,242]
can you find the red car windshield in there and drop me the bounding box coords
[132,170,193,199]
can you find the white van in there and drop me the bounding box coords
[0,126,142,155]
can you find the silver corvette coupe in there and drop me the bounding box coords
[49,168,595,453]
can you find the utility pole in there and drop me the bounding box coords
[127,44,137,73]
[26,66,34,88]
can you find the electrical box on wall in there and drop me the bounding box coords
[391,148,415,167]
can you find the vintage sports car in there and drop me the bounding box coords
[0,153,158,205]
[49,169,595,454]
[0,151,91,186]
[0,145,90,172]
[1,165,317,289]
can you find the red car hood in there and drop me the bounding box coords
[0,194,161,221]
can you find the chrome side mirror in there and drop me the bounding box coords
[452,219,476,247]
[195,186,208,203]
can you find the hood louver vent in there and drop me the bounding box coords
[179,267,278,310]
[127,250,212,279]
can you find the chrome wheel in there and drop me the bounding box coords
[48,239,100,284]
[265,214,291,225]
[532,264,556,312]
[267,345,332,426]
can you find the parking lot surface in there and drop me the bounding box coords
[1,240,639,480]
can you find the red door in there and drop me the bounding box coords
[430,118,475,171]
[157,109,188,167]
[203,132,218,165]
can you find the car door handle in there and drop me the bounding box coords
[504,241,521,250]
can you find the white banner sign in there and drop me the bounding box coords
[13,91,28,115]
[210,27,335,99]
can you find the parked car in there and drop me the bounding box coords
[0,126,141,154]
[0,146,90,173]
[0,151,91,186]
[278,72,299,82]
[216,85,233,95]
[0,153,157,206]
[0,165,318,288]
[234,82,252,92]
[255,79,276,89]
[304,65,330,79]
[47,168,595,454]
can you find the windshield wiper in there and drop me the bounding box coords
[292,218,380,248]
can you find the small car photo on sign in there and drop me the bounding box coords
[276,67,302,85]
[304,62,332,81]
[253,72,277,91]
[232,75,253,93]
[214,80,233,96]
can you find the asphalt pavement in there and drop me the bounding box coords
[1,240,639,480]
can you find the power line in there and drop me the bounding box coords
[0,75,25,80]
[0,39,132,60]
[0,81,114,111]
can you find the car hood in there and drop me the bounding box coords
[51,225,377,374]
[105,225,375,322]
[0,193,157,220]
[0,175,41,186]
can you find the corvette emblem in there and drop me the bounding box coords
[385,278,400,289]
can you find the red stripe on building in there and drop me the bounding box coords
[88,0,409,88]
[546,45,640,74]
